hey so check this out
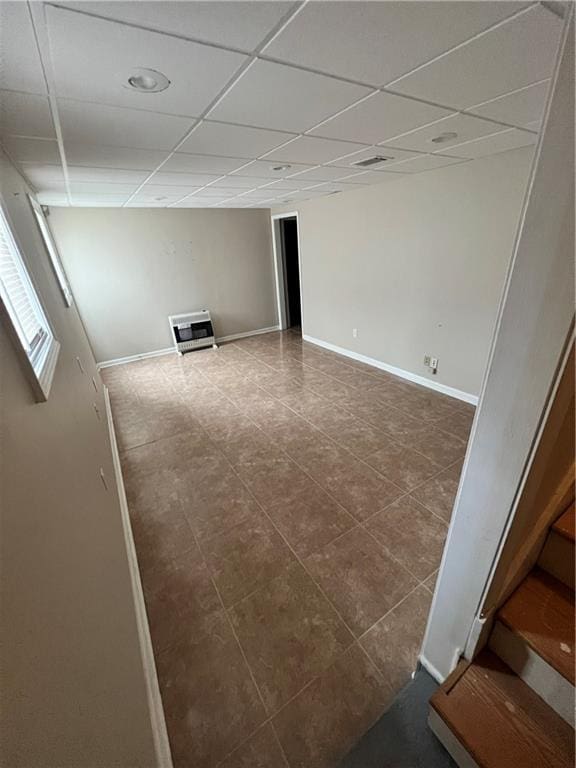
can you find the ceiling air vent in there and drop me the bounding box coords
[352,155,392,168]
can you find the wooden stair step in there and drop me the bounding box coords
[553,503,575,543]
[430,650,574,768]
[498,568,575,685]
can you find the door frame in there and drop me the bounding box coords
[271,212,303,332]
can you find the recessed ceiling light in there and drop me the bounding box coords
[272,165,291,172]
[125,68,170,93]
[431,132,458,144]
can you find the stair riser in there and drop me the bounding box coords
[489,621,575,727]
[538,532,575,589]
[428,709,480,768]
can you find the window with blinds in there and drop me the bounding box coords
[28,195,73,307]
[0,201,57,395]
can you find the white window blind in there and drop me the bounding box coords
[0,203,55,380]
[28,195,73,307]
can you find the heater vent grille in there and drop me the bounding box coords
[352,155,392,168]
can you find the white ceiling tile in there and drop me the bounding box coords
[257,179,304,192]
[326,145,423,169]
[147,172,221,186]
[0,2,47,94]
[20,165,65,187]
[288,166,363,183]
[444,128,537,159]
[69,182,140,195]
[381,113,504,153]
[37,193,70,206]
[264,1,529,86]
[210,60,371,133]
[310,91,451,145]
[2,137,61,164]
[467,80,551,129]
[65,144,170,170]
[66,167,150,183]
[391,5,563,109]
[46,6,247,118]
[134,185,202,197]
[389,154,467,173]
[57,99,194,149]
[59,2,293,51]
[209,176,272,189]
[162,153,247,174]
[263,136,369,165]
[188,188,240,198]
[71,194,133,205]
[335,170,405,186]
[178,120,294,159]
[230,159,313,178]
[0,92,55,139]
[236,189,280,199]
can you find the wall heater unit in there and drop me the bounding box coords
[169,310,217,354]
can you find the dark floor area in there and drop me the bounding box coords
[339,668,456,768]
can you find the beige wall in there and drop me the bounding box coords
[0,152,157,766]
[273,146,534,397]
[49,207,278,363]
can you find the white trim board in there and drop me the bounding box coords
[302,334,479,405]
[104,387,173,768]
[97,325,280,369]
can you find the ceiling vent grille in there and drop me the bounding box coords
[352,155,392,168]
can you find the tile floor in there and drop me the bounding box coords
[104,330,474,768]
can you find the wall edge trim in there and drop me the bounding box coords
[104,387,173,768]
[97,325,281,368]
[302,334,479,405]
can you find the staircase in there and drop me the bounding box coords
[429,504,575,767]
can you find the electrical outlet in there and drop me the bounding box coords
[430,357,438,369]
[352,328,358,338]
[424,355,431,367]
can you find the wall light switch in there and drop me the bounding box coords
[352,328,358,338]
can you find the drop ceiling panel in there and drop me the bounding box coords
[391,5,563,109]
[3,137,61,164]
[209,176,272,189]
[188,188,240,198]
[288,165,369,184]
[59,1,293,50]
[0,2,47,94]
[391,154,466,173]
[147,172,221,186]
[327,145,423,169]
[65,144,170,170]
[445,128,537,159]
[57,100,194,149]
[264,1,528,86]
[230,159,314,178]
[71,194,133,205]
[263,136,368,165]
[258,179,304,192]
[310,91,451,145]
[162,153,247,174]
[383,113,504,153]
[22,165,65,186]
[129,189,195,203]
[467,80,550,129]
[135,185,203,197]
[68,182,140,195]
[66,167,150,183]
[37,192,70,205]
[178,120,294,159]
[46,6,247,117]
[336,171,405,186]
[209,60,372,133]
[236,189,281,199]
[0,92,55,139]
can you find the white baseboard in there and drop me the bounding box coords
[104,388,173,768]
[302,334,479,405]
[216,324,280,343]
[98,325,281,369]
[418,653,446,684]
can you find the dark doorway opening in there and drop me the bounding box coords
[280,216,301,332]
